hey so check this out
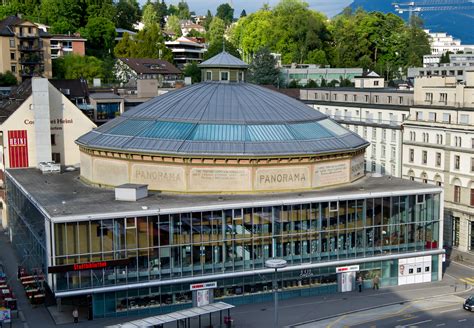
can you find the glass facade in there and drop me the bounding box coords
[6,174,442,318]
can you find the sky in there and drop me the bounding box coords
[142,0,354,17]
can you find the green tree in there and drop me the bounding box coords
[288,79,301,88]
[440,51,451,64]
[216,3,234,26]
[165,15,182,37]
[142,2,158,29]
[305,79,318,88]
[187,29,205,38]
[204,39,240,60]
[80,16,116,58]
[207,16,226,45]
[248,47,279,85]
[0,71,17,86]
[154,0,168,28]
[40,0,82,33]
[177,1,191,19]
[133,23,173,61]
[305,49,328,65]
[53,54,105,83]
[114,32,135,57]
[86,2,116,22]
[115,0,141,30]
[183,62,201,83]
[203,9,213,31]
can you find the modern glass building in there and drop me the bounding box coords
[5,52,444,320]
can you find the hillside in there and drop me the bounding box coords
[348,0,474,44]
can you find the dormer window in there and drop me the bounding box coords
[220,71,229,81]
[206,71,212,81]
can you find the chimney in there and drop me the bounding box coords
[32,78,53,166]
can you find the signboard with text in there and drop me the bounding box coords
[336,265,360,273]
[8,130,28,168]
[190,281,217,291]
[48,259,131,273]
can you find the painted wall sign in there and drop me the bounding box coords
[8,130,28,168]
[48,259,131,273]
[190,281,217,291]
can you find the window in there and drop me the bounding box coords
[472,138,474,149]
[51,134,56,146]
[460,114,469,125]
[9,38,14,48]
[220,71,229,81]
[399,96,403,104]
[428,112,436,122]
[409,149,414,162]
[439,93,447,103]
[374,95,379,103]
[333,94,337,100]
[372,129,377,140]
[410,131,416,141]
[371,161,376,172]
[442,113,451,123]
[378,112,382,123]
[10,52,15,61]
[454,136,462,147]
[238,72,244,81]
[10,65,16,73]
[436,153,441,167]
[363,127,368,138]
[416,111,423,120]
[206,71,212,80]
[388,96,392,104]
[392,130,396,141]
[52,152,60,164]
[454,155,460,169]
[422,151,427,164]
[353,95,357,102]
[471,189,474,206]
[437,134,444,145]
[454,185,461,203]
[381,145,386,158]
[325,93,329,100]
[365,95,369,102]
[374,80,379,86]
[425,93,433,102]
[372,144,376,157]
[391,146,396,159]
[344,94,348,101]
[422,133,429,143]
[471,158,474,172]
[382,129,386,140]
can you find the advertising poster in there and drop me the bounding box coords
[8,130,29,168]
[196,289,210,307]
[0,308,11,323]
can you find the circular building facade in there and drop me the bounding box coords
[76,53,368,193]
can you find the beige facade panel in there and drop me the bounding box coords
[255,166,310,191]
[131,164,186,191]
[92,158,129,187]
[189,167,251,192]
[313,159,350,187]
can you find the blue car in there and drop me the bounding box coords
[463,295,474,311]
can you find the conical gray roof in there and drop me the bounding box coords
[199,51,249,68]
[76,82,368,157]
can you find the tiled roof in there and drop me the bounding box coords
[118,58,181,75]
[0,79,32,124]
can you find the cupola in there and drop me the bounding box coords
[198,51,249,82]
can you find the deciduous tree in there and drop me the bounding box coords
[248,47,279,85]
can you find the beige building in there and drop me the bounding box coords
[0,16,52,81]
[0,78,96,226]
[403,72,474,252]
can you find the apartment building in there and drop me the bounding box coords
[300,85,413,177]
[0,16,52,81]
[403,72,474,252]
[281,65,363,86]
[50,34,86,59]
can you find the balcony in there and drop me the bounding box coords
[19,55,43,65]
[17,33,39,39]
[18,44,42,52]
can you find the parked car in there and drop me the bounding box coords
[463,295,474,311]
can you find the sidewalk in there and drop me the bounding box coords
[0,225,470,328]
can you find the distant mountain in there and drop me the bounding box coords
[348,0,474,44]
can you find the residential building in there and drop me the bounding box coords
[50,34,86,59]
[300,87,413,177]
[423,52,474,68]
[425,30,474,55]
[114,57,182,88]
[115,28,137,42]
[280,65,363,87]
[165,36,207,69]
[408,65,474,82]
[88,92,124,123]
[354,71,385,89]
[6,52,443,320]
[402,72,474,252]
[0,77,96,226]
[0,16,52,81]
[180,21,206,36]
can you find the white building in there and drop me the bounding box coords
[425,30,474,55]
[300,87,413,177]
[281,65,363,86]
[402,72,474,252]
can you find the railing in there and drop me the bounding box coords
[327,114,402,126]
[18,45,41,51]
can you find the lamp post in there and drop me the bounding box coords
[265,259,287,328]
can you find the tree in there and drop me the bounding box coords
[288,79,301,88]
[154,0,168,28]
[207,16,226,45]
[204,39,240,60]
[165,15,182,37]
[305,79,318,88]
[305,49,328,65]
[177,1,191,19]
[40,0,82,33]
[440,51,452,64]
[203,9,213,31]
[114,32,135,58]
[216,3,234,26]
[115,0,141,30]
[0,71,17,86]
[240,9,247,18]
[248,47,280,85]
[79,16,116,58]
[187,29,205,38]
[52,54,105,83]
[133,23,173,61]
[142,2,158,29]
[183,62,201,83]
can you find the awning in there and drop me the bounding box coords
[106,302,234,328]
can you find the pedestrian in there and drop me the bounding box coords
[72,308,79,323]
[373,275,380,290]
[357,275,363,292]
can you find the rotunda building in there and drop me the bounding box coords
[77,52,369,193]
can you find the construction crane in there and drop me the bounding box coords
[393,0,474,21]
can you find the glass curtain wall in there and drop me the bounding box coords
[51,193,441,292]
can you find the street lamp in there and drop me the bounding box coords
[265,259,287,328]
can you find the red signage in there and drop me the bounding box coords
[48,259,131,273]
[8,130,29,168]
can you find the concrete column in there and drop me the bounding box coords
[32,78,52,166]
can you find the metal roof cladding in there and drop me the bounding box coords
[76,51,368,156]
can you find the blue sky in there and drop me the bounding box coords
[141,0,353,17]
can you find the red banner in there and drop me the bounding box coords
[8,130,29,168]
